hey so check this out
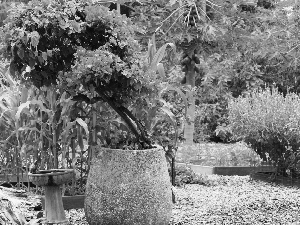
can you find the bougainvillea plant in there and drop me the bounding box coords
[1,0,171,149]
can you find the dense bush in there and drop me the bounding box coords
[170,165,205,187]
[1,0,163,149]
[194,97,232,143]
[193,0,300,143]
[194,64,235,143]
[228,87,300,177]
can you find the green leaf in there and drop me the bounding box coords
[71,156,79,169]
[75,118,89,136]
[149,117,161,132]
[3,207,21,225]
[151,33,156,54]
[61,121,76,139]
[160,86,188,116]
[0,217,5,225]
[29,31,40,48]
[29,58,35,67]
[42,52,47,61]
[18,127,39,132]
[168,0,177,7]
[109,118,129,131]
[21,35,28,45]
[3,69,16,87]
[15,101,31,121]
[14,211,26,225]
[60,100,74,117]
[71,20,80,32]
[149,42,176,72]
[21,86,28,103]
[157,63,165,78]
[160,106,177,131]
[77,125,84,151]
[147,40,155,64]
[38,55,44,64]
[146,106,158,130]
[17,48,24,59]
[16,99,51,121]
[47,49,53,57]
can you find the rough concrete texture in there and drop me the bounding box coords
[84,147,172,225]
[29,169,74,186]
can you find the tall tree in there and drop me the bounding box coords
[132,0,229,145]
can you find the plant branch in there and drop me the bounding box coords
[96,94,144,145]
[77,87,142,144]
[71,90,153,148]
[119,105,152,147]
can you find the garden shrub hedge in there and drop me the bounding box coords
[228,87,300,177]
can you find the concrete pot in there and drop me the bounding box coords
[84,146,172,225]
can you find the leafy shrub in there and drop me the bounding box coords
[228,87,300,176]
[194,63,235,143]
[1,0,179,150]
[169,164,245,187]
[170,164,232,187]
[169,164,205,187]
[194,98,232,143]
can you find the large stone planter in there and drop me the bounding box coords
[84,146,172,225]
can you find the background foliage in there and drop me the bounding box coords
[1,0,300,189]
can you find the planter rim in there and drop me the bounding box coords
[95,145,163,152]
[28,169,74,178]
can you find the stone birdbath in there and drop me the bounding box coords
[28,169,75,224]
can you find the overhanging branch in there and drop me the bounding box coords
[71,87,152,148]
[120,106,151,147]
[93,88,144,144]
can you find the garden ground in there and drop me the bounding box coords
[2,175,300,225]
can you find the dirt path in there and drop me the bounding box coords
[2,176,300,225]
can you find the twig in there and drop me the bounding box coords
[194,2,210,22]
[160,4,188,25]
[286,44,300,54]
[156,4,188,33]
[165,12,185,34]
[187,6,192,26]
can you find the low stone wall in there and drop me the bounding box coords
[177,163,275,176]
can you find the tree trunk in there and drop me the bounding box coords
[184,58,196,146]
[182,1,206,146]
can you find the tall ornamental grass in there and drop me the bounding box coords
[228,87,300,177]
